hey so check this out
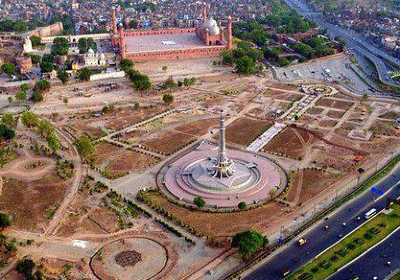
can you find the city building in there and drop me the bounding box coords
[112,3,233,61]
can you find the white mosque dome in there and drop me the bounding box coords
[87,48,95,56]
[203,17,217,30]
[210,24,220,36]
[99,53,105,60]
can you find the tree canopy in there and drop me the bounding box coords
[75,136,94,163]
[232,230,268,259]
[1,62,16,76]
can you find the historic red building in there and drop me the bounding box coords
[111,3,233,62]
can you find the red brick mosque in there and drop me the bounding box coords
[111,3,233,61]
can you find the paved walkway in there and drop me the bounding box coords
[247,123,287,153]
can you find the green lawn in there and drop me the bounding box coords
[287,204,400,280]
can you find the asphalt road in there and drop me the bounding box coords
[330,228,400,280]
[243,165,400,280]
[284,0,400,89]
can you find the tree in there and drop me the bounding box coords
[0,212,11,228]
[41,54,54,63]
[1,62,16,76]
[39,119,54,138]
[40,61,54,73]
[28,53,41,64]
[132,74,152,91]
[193,196,205,208]
[7,97,13,103]
[21,111,39,128]
[47,133,60,153]
[20,84,29,92]
[51,37,69,56]
[75,136,94,163]
[15,91,27,101]
[57,69,69,84]
[31,91,44,102]
[78,67,91,81]
[0,124,15,141]
[221,50,234,65]
[2,114,17,128]
[238,201,247,210]
[16,258,35,278]
[120,58,134,71]
[162,93,174,105]
[162,65,168,72]
[63,97,69,105]
[134,102,140,110]
[161,76,177,90]
[235,55,256,74]
[30,36,41,47]
[33,80,50,93]
[183,77,197,87]
[232,230,268,259]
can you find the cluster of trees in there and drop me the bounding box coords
[292,36,335,60]
[78,38,97,54]
[74,135,94,163]
[50,14,74,35]
[0,19,45,32]
[31,80,50,102]
[221,42,264,74]
[16,258,44,280]
[21,111,60,152]
[232,229,268,259]
[51,37,69,56]
[126,69,152,91]
[0,124,15,142]
[30,36,42,48]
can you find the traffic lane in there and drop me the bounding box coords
[329,228,400,280]
[244,168,400,280]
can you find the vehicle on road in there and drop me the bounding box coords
[298,238,307,246]
[365,208,377,219]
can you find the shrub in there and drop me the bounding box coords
[193,196,205,208]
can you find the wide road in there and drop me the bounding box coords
[285,0,400,90]
[330,228,400,280]
[243,165,400,280]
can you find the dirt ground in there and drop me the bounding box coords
[316,98,354,110]
[148,192,284,238]
[56,179,120,237]
[174,118,219,136]
[264,90,303,102]
[93,142,124,167]
[106,150,160,175]
[285,169,342,204]
[0,172,69,232]
[263,127,316,159]
[224,118,272,147]
[140,131,195,155]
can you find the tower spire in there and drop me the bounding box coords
[202,2,207,23]
[118,23,126,59]
[212,110,235,179]
[227,16,233,50]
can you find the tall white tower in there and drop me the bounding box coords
[212,111,235,178]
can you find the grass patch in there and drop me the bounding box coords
[0,147,18,167]
[287,204,400,280]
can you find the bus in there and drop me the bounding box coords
[365,208,377,219]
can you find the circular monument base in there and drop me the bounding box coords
[91,237,168,280]
[162,142,287,208]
